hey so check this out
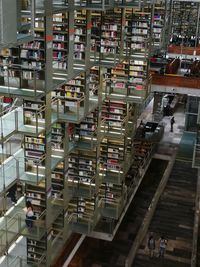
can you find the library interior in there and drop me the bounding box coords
[0,0,200,266]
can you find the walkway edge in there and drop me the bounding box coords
[125,151,177,267]
[191,169,200,267]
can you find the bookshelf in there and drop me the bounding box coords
[51,161,64,199]
[152,3,165,49]
[100,9,122,62]
[91,12,101,57]
[102,99,127,135]
[26,184,46,218]
[53,13,68,68]
[171,1,199,46]
[23,100,45,128]
[51,123,64,150]
[53,73,85,118]
[27,237,46,265]
[74,10,87,62]
[89,67,99,97]
[129,11,150,94]
[25,183,46,264]
[68,151,97,198]
[67,196,98,233]
[108,62,129,96]
[24,136,45,161]
[0,2,155,265]
[75,110,98,149]
[100,137,125,184]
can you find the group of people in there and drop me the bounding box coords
[148,235,168,259]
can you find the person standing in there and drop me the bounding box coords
[25,201,36,228]
[159,236,168,258]
[147,235,156,258]
[170,116,175,132]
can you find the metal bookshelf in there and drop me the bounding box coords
[0,0,163,266]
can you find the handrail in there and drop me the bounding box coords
[0,62,44,72]
[6,255,25,267]
[37,252,46,266]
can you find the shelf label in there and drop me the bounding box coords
[46,35,53,42]
[47,187,51,198]
[69,28,75,34]
[86,77,90,84]
[47,232,52,241]
[47,42,52,49]
[87,22,92,30]
[47,133,51,143]
[65,210,68,218]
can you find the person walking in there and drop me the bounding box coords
[159,236,168,258]
[170,116,175,132]
[147,235,156,259]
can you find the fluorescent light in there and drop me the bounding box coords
[8,242,16,253]
[16,235,23,243]
[0,256,6,264]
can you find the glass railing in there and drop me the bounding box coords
[67,207,100,234]
[117,0,141,7]
[101,162,125,184]
[0,107,24,142]
[67,175,96,198]
[103,115,128,138]
[99,187,127,219]
[0,155,22,192]
[0,63,45,98]
[52,96,86,123]
[3,256,28,267]
[20,210,46,240]
[192,142,200,168]
[74,128,98,150]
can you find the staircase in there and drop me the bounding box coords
[134,160,197,267]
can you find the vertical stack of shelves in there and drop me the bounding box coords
[91,12,101,57]
[99,99,130,220]
[27,237,46,265]
[89,67,99,98]
[102,99,127,136]
[51,122,64,150]
[100,9,122,62]
[74,10,86,62]
[26,183,46,264]
[23,100,45,130]
[171,1,199,46]
[67,149,99,233]
[68,151,97,197]
[68,196,97,233]
[26,183,46,219]
[53,13,68,68]
[51,161,64,199]
[52,73,86,119]
[99,136,127,219]
[0,47,19,88]
[23,99,47,266]
[108,62,129,97]
[21,17,45,82]
[100,137,125,184]
[74,110,98,149]
[152,2,165,49]
[126,11,151,98]
[24,135,45,167]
